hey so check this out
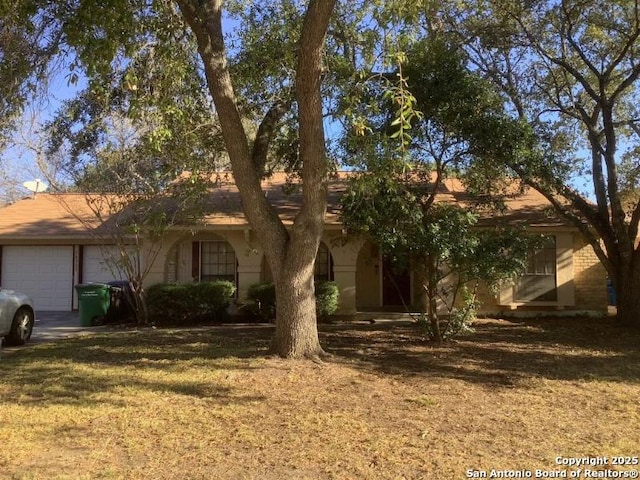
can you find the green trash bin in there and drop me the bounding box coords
[75,283,111,327]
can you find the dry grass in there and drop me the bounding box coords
[1,316,639,480]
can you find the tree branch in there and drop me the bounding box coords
[560,3,602,81]
[175,0,289,259]
[294,0,336,238]
[252,95,293,175]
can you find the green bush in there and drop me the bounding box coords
[146,283,189,323]
[147,281,236,325]
[243,280,340,322]
[243,282,276,321]
[315,281,340,321]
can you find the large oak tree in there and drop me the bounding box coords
[447,0,640,326]
[2,0,337,358]
[175,0,336,358]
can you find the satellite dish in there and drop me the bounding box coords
[22,179,48,195]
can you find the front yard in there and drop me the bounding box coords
[1,316,639,479]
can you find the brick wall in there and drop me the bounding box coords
[573,234,608,312]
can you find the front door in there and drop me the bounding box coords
[382,257,411,307]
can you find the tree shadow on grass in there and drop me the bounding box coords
[0,364,254,408]
[4,318,639,402]
[0,326,275,407]
[473,315,639,351]
[320,317,640,387]
[15,325,274,364]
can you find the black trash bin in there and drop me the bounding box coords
[104,280,140,324]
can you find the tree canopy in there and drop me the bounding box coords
[341,35,536,341]
[342,0,640,328]
[1,0,340,358]
[3,0,640,342]
[444,0,640,326]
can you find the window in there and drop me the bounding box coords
[314,242,333,282]
[260,242,333,283]
[197,241,237,284]
[515,236,557,302]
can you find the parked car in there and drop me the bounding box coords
[0,288,35,346]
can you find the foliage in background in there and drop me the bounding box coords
[146,281,236,326]
[440,0,640,327]
[0,2,60,147]
[315,281,341,321]
[43,9,227,193]
[341,33,537,342]
[243,282,276,322]
[343,175,536,341]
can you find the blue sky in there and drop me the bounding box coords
[1,14,601,204]
[2,71,85,198]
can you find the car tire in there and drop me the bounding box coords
[5,307,34,346]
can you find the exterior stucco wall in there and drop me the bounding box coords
[146,229,264,302]
[144,228,608,318]
[355,240,381,309]
[323,232,363,315]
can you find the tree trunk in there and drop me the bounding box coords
[426,253,443,343]
[267,224,325,358]
[176,0,335,358]
[614,262,640,328]
[130,279,149,325]
[272,264,324,359]
[416,253,442,342]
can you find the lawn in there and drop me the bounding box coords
[1,316,639,480]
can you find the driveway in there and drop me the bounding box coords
[2,311,102,353]
[31,310,103,344]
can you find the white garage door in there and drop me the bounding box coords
[1,246,74,311]
[82,246,128,284]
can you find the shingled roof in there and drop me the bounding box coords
[0,193,102,239]
[0,172,572,240]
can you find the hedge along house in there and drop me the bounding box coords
[0,172,608,316]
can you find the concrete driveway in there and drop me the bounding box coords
[2,310,102,354]
[31,310,100,344]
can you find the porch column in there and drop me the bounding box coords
[223,229,263,303]
[332,264,358,315]
[236,264,262,302]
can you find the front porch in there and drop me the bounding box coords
[142,228,607,318]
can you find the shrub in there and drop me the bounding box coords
[146,283,189,323]
[147,281,236,325]
[190,281,236,316]
[244,282,276,321]
[243,280,340,322]
[417,286,477,341]
[315,281,340,321]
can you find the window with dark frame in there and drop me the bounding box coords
[314,242,333,282]
[200,241,237,284]
[514,236,557,302]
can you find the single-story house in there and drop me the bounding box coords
[0,172,608,316]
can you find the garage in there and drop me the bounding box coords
[82,245,127,284]
[1,246,74,311]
